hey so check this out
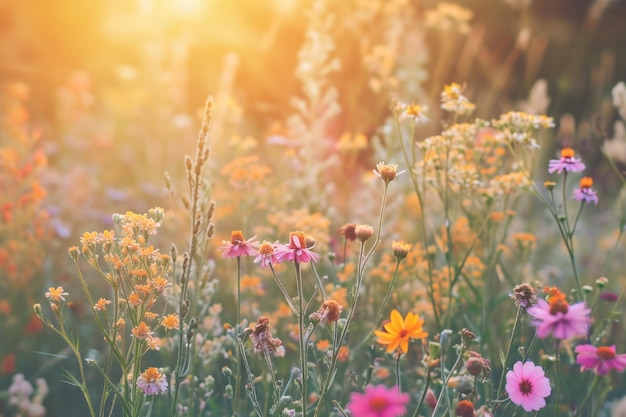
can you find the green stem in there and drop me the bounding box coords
[395,117,441,329]
[410,366,432,417]
[575,374,600,417]
[496,307,522,400]
[233,256,242,417]
[395,354,402,393]
[295,261,308,417]
[357,259,401,349]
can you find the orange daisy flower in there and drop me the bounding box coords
[374,309,428,354]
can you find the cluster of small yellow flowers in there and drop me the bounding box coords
[94,298,111,311]
[491,111,554,149]
[425,2,474,33]
[462,255,485,281]
[511,232,537,251]
[395,102,429,124]
[220,155,272,189]
[336,132,368,153]
[65,209,178,357]
[415,125,482,192]
[440,83,476,115]
[481,172,531,197]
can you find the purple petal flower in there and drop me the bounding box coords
[526,299,590,340]
[548,148,585,174]
[575,344,626,375]
[275,231,320,264]
[219,230,259,259]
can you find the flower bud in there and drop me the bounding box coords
[355,224,374,242]
[465,357,484,376]
[33,303,42,318]
[392,241,411,260]
[596,276,609,288]
[544,181,556,190]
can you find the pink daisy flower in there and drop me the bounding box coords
[548,147,585,174]
[526,297,590,340]
[506,361,551,412]
[572,177,599,205]
[275,231,320,264]
[347,385,410,417]
[575,344,626,375]
[137,367,168,395]
[219,230,259,259]
[253,241,280,267]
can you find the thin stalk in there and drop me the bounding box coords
[553,343,562,417]
[395,117,441,329]
[295,261,308,417]
[496,307,522,400]
[233,256,242,416]
[356,259,401,349]
[431,341,465,417]
[410,366,432,417]
[269,264,298,315]
[262,348,280,406]
[575,374,600,417]
[314,177,392,416]
[395,354,402,393]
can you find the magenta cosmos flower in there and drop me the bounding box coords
[275,231,320,264]
[347,385,410,417]
[219,230,259,259]
[526,297,590,340]
[137,367,168,395]
[575,344,626,375]
[548,147,585,174]
[505,361,551,412]
[572,177,599,205]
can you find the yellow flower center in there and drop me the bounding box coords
[596,346,616,360]
[549,300,569,315]
[580,177,593,188]
[230,230,245,244]
[259,242,274,255]
[561,147,575,158]
[406,104,423,116]
[290,231,306,247]
[369,396,389,411]
[142,367,162,382]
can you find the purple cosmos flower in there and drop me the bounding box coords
[526,298,590,339]
[505,361,551,412]
[137,367,168,395]
[575,344,626,375]
[347,385,410,417]
[219,230,259,259]
[573,177,599,205]
[275,231,320,264]
[548,148,585,174]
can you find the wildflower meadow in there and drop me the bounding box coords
[2,1,626,417]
